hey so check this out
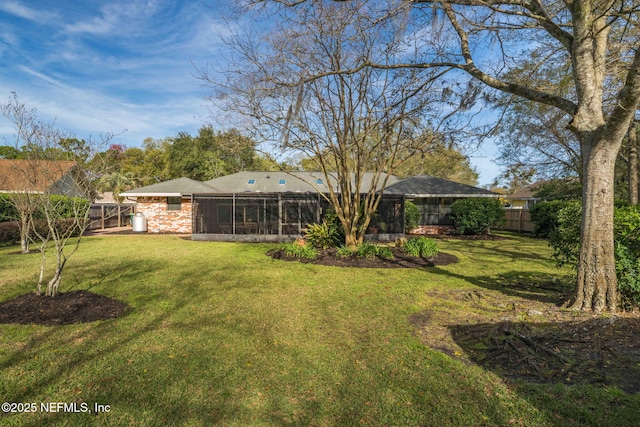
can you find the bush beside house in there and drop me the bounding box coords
[450,198,506,235]
[550,202,640,309]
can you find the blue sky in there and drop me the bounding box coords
[0,0,501,185]
[0,1,224,145]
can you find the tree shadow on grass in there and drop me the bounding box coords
[449,317,640,394]
[410,263,640,425]
[0,258,243,426]
[429,266,574,306]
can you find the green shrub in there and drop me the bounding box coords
[355,243,394,260]
[450,198,506,235]
[0,218,85,246]
[0,221,20,245]
[304,221,339,249]
[356,243,379,259]
[615,242,640,308]
[613,207,640,308]
[550,203,640,308]
[0,194,18,221]
[529,200,571,238]
[548,201,581,267]
[281,242,318,259]
[336,245,353,257]
[48,195,91,219]
[404,201,420,233]
[322,209,345,245]
[0,194,90,222]
[404,236,439,258]
[376,245,394,260]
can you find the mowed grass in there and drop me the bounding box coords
[0,234,638,426]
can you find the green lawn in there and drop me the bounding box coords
[0,234,638,426]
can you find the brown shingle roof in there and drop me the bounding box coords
[0,159,78,194]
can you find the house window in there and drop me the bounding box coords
[247,179,256,185]
[167,197,182,211]
[278,179,286,185]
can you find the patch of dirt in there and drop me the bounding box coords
[409,287,640,393]
[267,246,459,268]
[0,291,130,326]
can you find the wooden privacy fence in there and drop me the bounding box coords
[498,208,534,233]
[88,204,134,230]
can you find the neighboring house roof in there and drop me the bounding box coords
[121,177,218,197]
[384,175,499,198]
[0,159,86,197]
[504,183,542,201]
[204,171,400,194]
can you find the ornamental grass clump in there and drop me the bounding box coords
[356,243,380,259]
[404,237,439,258]
[303,220,340,249]
[355,243,394,260]
[281,241,318,259]
[376,245,394,260]
[336,245,353,257]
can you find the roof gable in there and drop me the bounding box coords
[384,175,498,197]
[121,177,218,197]
[0,159,79,194]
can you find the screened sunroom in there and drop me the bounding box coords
[191,192,404,242]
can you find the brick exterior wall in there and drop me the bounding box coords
[136,197,192,233]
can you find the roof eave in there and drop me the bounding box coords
[122,193,184,197]
[403,193,500,198]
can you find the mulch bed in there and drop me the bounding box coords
[267,246,459,268]
[410,288,640,393]
[0,290,130,326]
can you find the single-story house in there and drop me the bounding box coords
[0,159,88,198]
[383,175,499,234]
[120,177,218,233]
[504,183,542,209]
[121,171,499,241]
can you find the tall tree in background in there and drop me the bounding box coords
[265,0,640,311]
[393,142,479,185]
[96,172,136,204]
[204,0,457,249]
[166,126,260,180]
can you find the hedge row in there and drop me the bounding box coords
[0,218,86,246]
[0,194,90,222]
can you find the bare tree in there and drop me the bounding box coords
[1,94,108,296]
[261,0,640,311]
[203,1,457,249]
[496,100,582,181]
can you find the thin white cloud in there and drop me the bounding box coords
[0,1,238,151]
[1,64,206,149]
[0,1,46,21]
[64,0,162,37]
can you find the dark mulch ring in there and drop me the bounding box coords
[268,246,458,268]
[410,288,640,393]
[0,290,130,326]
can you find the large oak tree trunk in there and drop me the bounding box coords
[570,136,621,312]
